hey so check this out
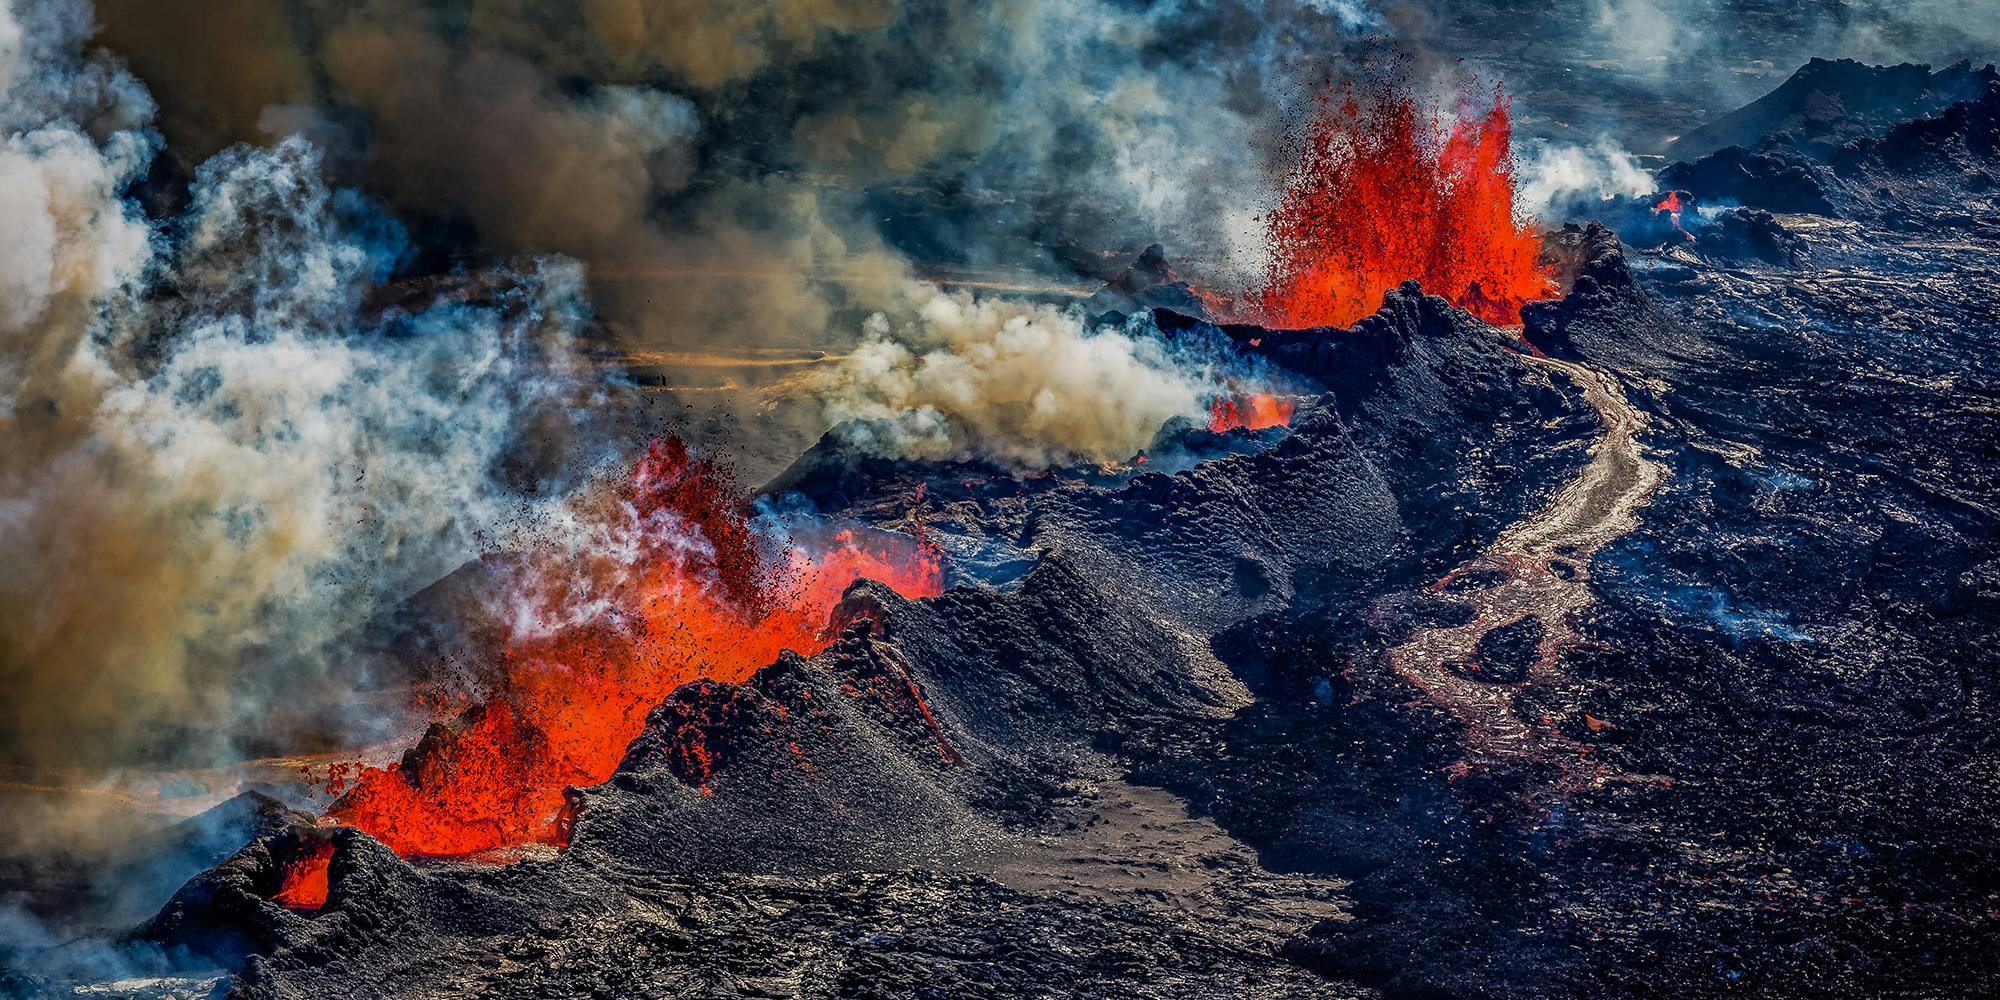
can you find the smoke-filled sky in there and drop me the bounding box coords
[2,0,1996,782]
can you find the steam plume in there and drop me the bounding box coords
[797,290,1251,467]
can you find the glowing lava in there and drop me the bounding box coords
[1208,395,1296,432]
[273,844,333,909]
[325,438,943,859]
[1655,190,1694,240]
[1215,79,1554,329]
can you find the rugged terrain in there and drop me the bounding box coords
[7,61,2000,1000]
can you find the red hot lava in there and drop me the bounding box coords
[1655,190,1693,239]
[1213,79,1554,329]
[1209,395,1295,432]
[273,843,334,909]
[324,438,943,859]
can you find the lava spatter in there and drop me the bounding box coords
[272,843,334,910]
[1208,395,1296,432]
[1212,79,1555,329]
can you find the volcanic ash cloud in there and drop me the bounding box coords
[0,0,599,771]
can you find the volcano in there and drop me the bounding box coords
[5,8,2000,999]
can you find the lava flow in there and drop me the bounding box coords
[1208,395,1296,432]
[322,438,943,859]
[1214,80,1554,329]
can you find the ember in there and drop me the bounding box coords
[325,438,944,858]
[1214,79,1555,329]
[1208,395,1296,432]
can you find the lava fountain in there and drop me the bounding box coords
[307,438,943,863]
[1655,190,1695,240]
[1208,395,1296,432]
[1212,79,1555,329]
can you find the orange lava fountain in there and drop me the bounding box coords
[1208,395,1295,432]
[1216,80,1554,329]
[320,438,943,859]
[1655,190,1692,239]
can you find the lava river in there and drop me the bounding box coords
[1369,355,1665,780]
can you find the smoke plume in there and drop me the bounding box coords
[1,0,1356,780]
[1516,136,1657,222]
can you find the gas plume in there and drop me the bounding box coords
[85,1,1370,358]
[3,0,1359,786]
[798,290,1252,468]
[1515,136,1656,222]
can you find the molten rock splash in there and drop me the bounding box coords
[1208,395,1295,432]
[1217,81,1554,329]
[324,439,942,858]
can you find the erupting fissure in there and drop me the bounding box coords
[1210,79,1555,329]
[1208,395,1296,432]
[316,438,943,860]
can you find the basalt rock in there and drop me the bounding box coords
[1657,142,1838,216]
[1658,78,2000,227]
[1522,222,1706,367]
[1695,208,1809,266]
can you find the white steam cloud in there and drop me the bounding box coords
[1516,137,1656,222]
[804,289,1245,467]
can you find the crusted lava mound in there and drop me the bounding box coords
[127,277,1602,998]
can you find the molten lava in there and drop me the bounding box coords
[1209,395,1296,432]
[1655,190,1693,239]
[325,438,943,858]
[1215,80,1554,329]
[273,844,334,909]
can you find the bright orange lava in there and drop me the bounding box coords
[325,438,943,858]
[1208,395,1295,432]
[273,844,333,909]
[1655,190,1689,235]
[1215,80,1554,329]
